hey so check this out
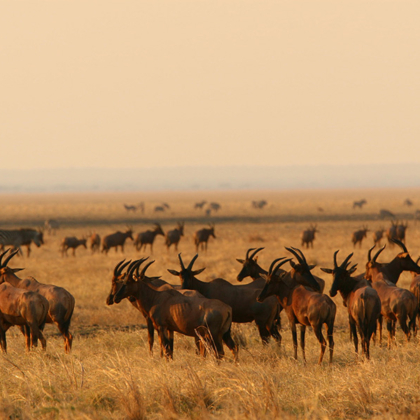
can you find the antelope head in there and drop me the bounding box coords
[285,246,320,292]
[257,257,292,302]
[236,247,265,281]
[167,254,206,288]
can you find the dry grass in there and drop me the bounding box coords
[1,188,420,419]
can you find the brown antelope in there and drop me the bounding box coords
[252,200,267,209]
[123,204,137,212]
[44,219,60,235]
[90,233,101,254]
[396,222,408,243]
[168,254,282,345]
[410,257,420,331]
[0,228,44,257]
[102,229,133,255]
[301,224,318,248]
[373,228,385,246]
[365,245,418,347]
[193,224,216,252]
[236,248,325,293]
[0,281,48,353]
[114,259,238,360]
[321,251,381,359]
[379,209,396,220]
[353,199,367,209]
[194,201,207,210]
[134,223,165,253]
[386,221,398,245]
[404,199,413,207]
[352,226,369,248]
[165,222,184,251]
[0,249,75,353]
[209,202,221,212]
[60,237,87,257]
[257,248,336,364]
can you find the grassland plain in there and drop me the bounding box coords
[1,189,420,419]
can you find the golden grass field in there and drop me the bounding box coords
[2,188,420,420]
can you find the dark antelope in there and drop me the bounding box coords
[193,225,216,252]
[134,223,165,253]
[102,229,133,255]
[301,224,318,248]
[257,248,336,364]
[321,251,380,359]
[114,259,238,360]
[0,249,75,353]
[90,233,101,254]
[352,226,369,248]
[168,254,282,346]
[165,222,184,251]
[60,237,87,257]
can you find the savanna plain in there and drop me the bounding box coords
[2,189,420,420]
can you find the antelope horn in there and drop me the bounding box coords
[392,238,408,253]
[292,247,307,264]
[333,250,339,269]
[127,259,143,279]
[0,249,11,268]
[246,248,256,259]
[273,259,292,275]
[178,253,185,270]
[268,257,286,275]
[140,260,155,278]
[135,257,149,278]
[368,245,375,262]
[373,245,386,262]
[114,259,126,276]
[2,249,19,267]
[250,247,264,260]
[118,260,132,276]
[416,257,420,265]
[341,253,354,268]
[187,254,199,271]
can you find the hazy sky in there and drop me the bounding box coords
[1,1,419,170]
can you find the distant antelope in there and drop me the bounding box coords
[123,204,137,212]
[252,200,267,209]
[134,223,165,253]
[44,219,60,235]
[396,221,408,243]
[61,237,87,257]
[404,199,413,207]
[352,226,369,248]
[209,202,221,212]
[194,201,207,210]
[353,199,367,209]
[373,228,385,246]
[193,224,216,252]
[90,233,101,254]
[0,228,44,258]
[102,229,133,255]
[301,224,318,248]
[165,222,184,251]
[379,209,395,220]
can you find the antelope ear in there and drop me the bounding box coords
[167,269,179,276]
[12,268,24,273]
[320,268,333,274]
[289,260,296,268]
[236,259,245,264]
[193,268,206,275]
[308,264,316,270]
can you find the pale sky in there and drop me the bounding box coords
[1,1,419,170]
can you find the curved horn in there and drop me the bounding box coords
[114,259,126,276]
[333,250,339,269]
[392,238,408,253]
[268,257,286,275]
[118,260,132,276]
[249,247,264,260]
[187,254,199,271]
[135,257,149,278]
[0,248,11,268]
[246,248,256,259]
[127,259,143,279]
[341,253,354,268]
[140,260,155,278]
[285,247,305,265]
[2,249,19,267]
[178,253,185,270]
[367,245,375,262]
[373,245,386,262]
[291,247,307,264]
[273,259,292,275]
[416,257,420,265]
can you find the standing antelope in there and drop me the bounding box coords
[257,248,335,364]
[352,226,369,248]
[321,251,380,359]
[353,199,367,209]
[134,223,165,253]
[194,201,207,210]
[410,258,420,331]
[0,249,75,353]
[396,222,408,243]
[193,224,216,252]
[113,259,238,360]
[165,222,184,251]
[44,219,60,235]
[0,228,44,257]
[60,237,87,257]
[102,229,133,255]
[301,224,318,248]
[373,228,385,246]
[168,254,282,346]
[90,233,101,254]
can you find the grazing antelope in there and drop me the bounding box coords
[0,281,49,353]
[0,249,75,353]
[168,254,282,346]
[352,226,369,248]
[257,248,335,364]
[193,224,216,252]
[321,251,381,359]
[134,223,165,253]
[114,259,238,361]
[194,201,207,210]
[60,237,87,257]
[236,248,325,293]
[365,246,418,347]
[353,199,367,209]
[301,224,318,248]
[44,219,60,235]
[90,233,101,254]
[102,229,133,255]
[124,204,137,212]
[373,228,385,246]
[165,222,184,251]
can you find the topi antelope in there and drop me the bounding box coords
[257,248,335,364]
[102,229,133,255]
[165,222,184,251]
[193,224,216,252]
[252,200,267,209]
[123,204,137,212]
[0,228,44,257]
[0,249,75,353]
[351,226,369,248]
[301,224,318,248]
[60,237,87,257]
[373,228,385,246]
[353,199,367,209]
[134,223,165,253]
[90,233,101,254]
[322,251,380,359]
[44,219,60,235]
[194,201,207,210]
[379,209,395,220]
